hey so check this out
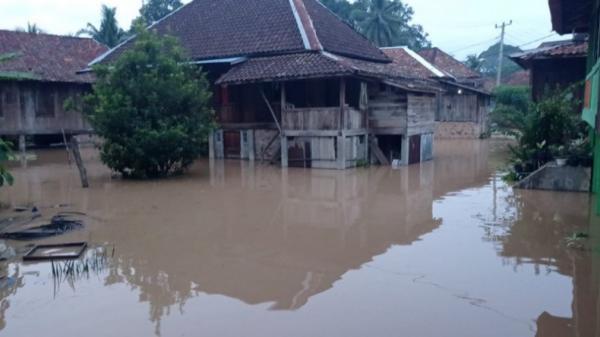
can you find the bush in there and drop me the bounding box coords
[85,30,214,179]
[0,139,13,187]
[489,85,531,135]
[504,85,590,180]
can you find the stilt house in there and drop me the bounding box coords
[0,30,107,146]
[91,0,441,168]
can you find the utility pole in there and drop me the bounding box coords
[495,20,512,87]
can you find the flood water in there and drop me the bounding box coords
[0,140,599,337]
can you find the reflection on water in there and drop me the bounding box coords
[0,140,598,337]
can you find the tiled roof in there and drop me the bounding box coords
[418,47,481,80]
[216,51,440,93]
[216,52,352,84]
[510,40,588,69]
[0,30,107,83]
[95,0,388,66]
[380,47,444,79]
[303,0,388,61]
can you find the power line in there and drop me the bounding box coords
[516,33,560,48]
[449,37,500,54]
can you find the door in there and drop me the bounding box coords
[409,135,421,165]
[223,131,241,158]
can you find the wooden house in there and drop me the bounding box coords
[510,37,588,103]
[90,0,440,169]
[0,30,107,147]
[382,47,492,139]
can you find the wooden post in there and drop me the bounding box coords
[70,137,89,188]
[339,78,346,130]
[337,135,346,170]
[280,83,286,129]
[281,135,288,168]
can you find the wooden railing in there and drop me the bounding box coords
[282,106,364,131]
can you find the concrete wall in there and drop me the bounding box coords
[0,81,92,136]
[515,163,591,192]
[435,122,484,139]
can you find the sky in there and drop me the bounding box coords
[0,0,565,60]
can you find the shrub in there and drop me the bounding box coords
[0,139,13,187]
[85,30,214,179]
[489,85,531,135]
[504,85,590,180]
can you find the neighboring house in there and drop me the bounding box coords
[0,30,107,146]
[548,0,599,201]
[92,0,439,169]
[504,70,531,87]
[383,47,492,139]
[510,37,587,102]
[419,47,486,88]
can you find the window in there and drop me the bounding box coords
[35,88,56,118]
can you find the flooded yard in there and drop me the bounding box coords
[0,140,598,337]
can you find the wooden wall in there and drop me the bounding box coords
[407,93,436,136]
[368,84,408,131]
[0,80,91,136]
[531,57,586,103]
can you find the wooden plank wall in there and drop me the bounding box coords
[368,86,408,130]
[407,94,436,136]
[0,81,91,135]
[436,93,478,123]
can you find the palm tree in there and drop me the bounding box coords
[350,0,429,48]
[15,22,45,34]
[78,5,126,48]
[465,54,484,72]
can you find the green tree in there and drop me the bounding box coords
[350,0,430,48]
[0,140,13,187]
[140,0,183,24]
[490,85,531,135]
[478,42,522,80]
[85,30,214,179]
[464,54,483,72]
[78,5,126,48]
[15,22,45,34]
[320,0,430,49]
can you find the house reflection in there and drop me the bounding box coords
[0,140,508,335]
[491,188,600,337]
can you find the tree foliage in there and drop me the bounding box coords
[140,0,183,24]
[16,22,45,34]
[464,54,484,72]
[321,0,430,49]
[78,5,127,48]
[499,85,591,179]
[477,42,522,80]
[0,140,13,187]
[490,85,531,135]
[84,30,214,179]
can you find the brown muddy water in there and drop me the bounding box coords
[0,140,598,337]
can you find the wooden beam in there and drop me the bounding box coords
[260,86,282,134]
[339,78,346,130]
[69,137,89,188]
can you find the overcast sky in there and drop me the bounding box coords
[0,0,564,60]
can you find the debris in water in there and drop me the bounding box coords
[0,213,84,241]
[0,241,16,261]
[23,242,87,261]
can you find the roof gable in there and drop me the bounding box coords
[0,30,107,83]
[418,47,481,80]
[96,0,388,66]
